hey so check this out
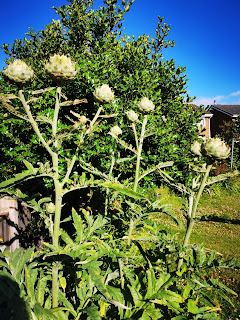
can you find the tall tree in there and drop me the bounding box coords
[0,0,202,183]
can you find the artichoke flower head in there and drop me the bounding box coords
[45,54,77,81]
[79,115,87,124]
[110,125,122,137]
[126,110,138,122]
[46,202,56,214]
[204,138,230,159]
[93,84,114,103]
[137,97,155,113]
[3,60,34,83]
[191,141,202,156]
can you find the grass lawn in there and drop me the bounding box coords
[154,185,240,261]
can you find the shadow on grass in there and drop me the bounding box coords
[0,275,29,320]
[199,215,240,225]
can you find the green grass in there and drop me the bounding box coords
[153,184,240,261]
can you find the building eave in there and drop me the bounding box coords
[210,105,240,117]
[203,113,213,118]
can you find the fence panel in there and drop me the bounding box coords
[0,197,31,252]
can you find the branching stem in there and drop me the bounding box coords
[61,106,102,188]
[132,122,139,150]
[105,141,116,215]
[133,115,148,192]
[178,164,212,269]
[18,90,54,156]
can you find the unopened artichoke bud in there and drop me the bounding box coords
[204,138,230,159]
[45,54,77,81]
[126,110,138,122]
[93,84,114,103]
[46,202,55,214]
[79,115,87,124]
[3,60,34,83]
[191,141,202,156]
[110,125,122,137]
[137,97,155,113]
[162,115,167,123]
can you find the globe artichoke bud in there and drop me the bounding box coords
[191,141,202,156]
[3,60,34,83]
[162,115,167,123]
[93,84,114,103]
[110,125,122,137]
[44,54,77,81]
[46,202,56,214]
[79,115,87,124]
[126,110,138,122]
[204,138,230,159]
[137,97,155,113]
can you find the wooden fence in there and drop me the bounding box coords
[0,197,31,252]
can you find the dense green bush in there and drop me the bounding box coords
[0,0,202,184]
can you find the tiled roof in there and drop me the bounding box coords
[210,105,240,116]
[189,103,212,115]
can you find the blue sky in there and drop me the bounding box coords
[1,0,240,106]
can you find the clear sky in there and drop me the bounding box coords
[1,0,240,106]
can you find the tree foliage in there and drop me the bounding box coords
[0,0,202,183]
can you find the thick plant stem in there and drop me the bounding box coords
[51,87,63,308]
[52,180,62,308]
[191,164,212,221]
[178,164,212,270]
[19,88,62,306]
[52,262,59,308]
[51,87,62,248]
[105,145,115,215]
[52,87,61,149]
[52,180,62,247]
[132,122,139,150]
[133,115,148,192]
[187,194,194,219]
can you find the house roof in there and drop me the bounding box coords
[210,105,240,117]
[189,103,213,116]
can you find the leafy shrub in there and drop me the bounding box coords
[0,0,202,184]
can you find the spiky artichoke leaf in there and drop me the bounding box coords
[101,181,147,200]
[157,168,190,195]
[138,161,174,182]
[206,170,239,186]
[109,134,138,155]
[31,87,56,95]
[60,98,87,107]
[0,94,29,121]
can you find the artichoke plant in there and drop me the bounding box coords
[3,60,34,83]
[126,110,139,122]
[110,125,122,137]
[78,115,87,124]
[93,84,114,103]
[46,202,56,214]
[191,140,202,156]
[44,54,77,81]
[137,97,155,113]
[204,137,230,159]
